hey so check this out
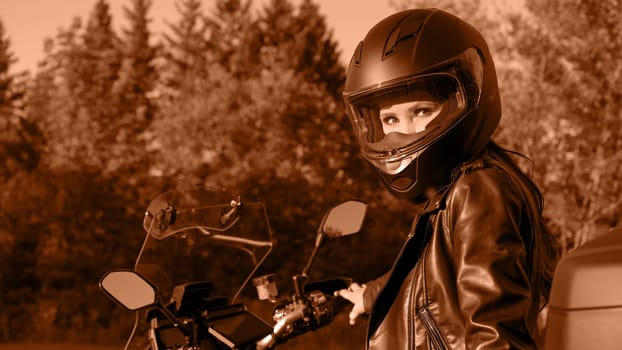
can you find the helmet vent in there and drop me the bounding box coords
[352,41,364,66]
[383,28,401,58]
[382,12,426,60]
[383,30,417,60]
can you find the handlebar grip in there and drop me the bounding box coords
[256,307,305,350]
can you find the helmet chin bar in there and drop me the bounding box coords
[377,156,419,193]
[390,176,416,191]
[368,141,467,207]
[372,153,435,205]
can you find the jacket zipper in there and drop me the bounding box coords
[407,216,428,350]
[407,269,417,350]
[418,307,448,350]
[418,215,448,350]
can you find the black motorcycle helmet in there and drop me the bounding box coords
[343,9,501,203]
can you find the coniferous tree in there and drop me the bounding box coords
[118,0,157,121]
[0,17,35,340]
[161,0,210,94]
[81,0,122,104]
[293,0,345,98]
[109,0,159,175]
[255,0,297,67]
[254,0,345,97]
[205,0,256,78]
[80,0,123,171]
[0,19,36,178]
[0,19,17,113]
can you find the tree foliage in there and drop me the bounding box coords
[0,19,36,179]
[0,0,406,344]
[0,0,607,343]
[0,17,43,339]
[117,0,158,122]
[9,0,619,344]
[393,0,622,253]
[205,0,256,77]
[515,0,622,251]
[160,0,211,94]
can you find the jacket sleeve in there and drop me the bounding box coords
[447,168,536,349]
[363,271,391,312]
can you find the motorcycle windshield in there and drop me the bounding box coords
[134,187,274,304]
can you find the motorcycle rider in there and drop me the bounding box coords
[335,8,559,349]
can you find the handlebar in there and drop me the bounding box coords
[254,277,351,349]
[256,304,306,350]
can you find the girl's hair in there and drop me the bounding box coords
[483,141,559,307]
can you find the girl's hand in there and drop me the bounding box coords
[334,282,367,325]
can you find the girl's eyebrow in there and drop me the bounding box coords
[407,101,439,110]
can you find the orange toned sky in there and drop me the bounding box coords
[1,0,396,74]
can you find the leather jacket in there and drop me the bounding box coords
[364,157,541,349]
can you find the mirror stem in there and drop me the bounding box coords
[292,274,307,299]
[301,231,325,277]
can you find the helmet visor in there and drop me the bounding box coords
[345,73,466,172]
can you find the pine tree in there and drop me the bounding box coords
[0,18,49,340]
[205,0,256,78]
[117,0,158,121]
[0,18,20,165]
[108,0,158,175]
[161,0,210,94]
[82,0,122,101]
[255,0,297,67]
[254,0,344,97]
[0,20,17,111]
[293,0,345,98]
[81,0,122,146]
[0,19,39,178]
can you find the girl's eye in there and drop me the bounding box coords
[411,103,441,118]
[382,115,399,125]
[413,108,433,117]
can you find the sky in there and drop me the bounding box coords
[1,0,397,74]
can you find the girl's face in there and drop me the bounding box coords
[380,100,442,135]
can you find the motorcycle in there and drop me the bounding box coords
[99,186,367,350]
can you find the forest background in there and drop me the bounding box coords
[1,0,621,347]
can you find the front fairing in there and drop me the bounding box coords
[135,187,274,306]
[126,188,275,349]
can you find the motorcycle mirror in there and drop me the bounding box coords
[100,269,157,311]
[300,200,368,279]
[320,200,367,238]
